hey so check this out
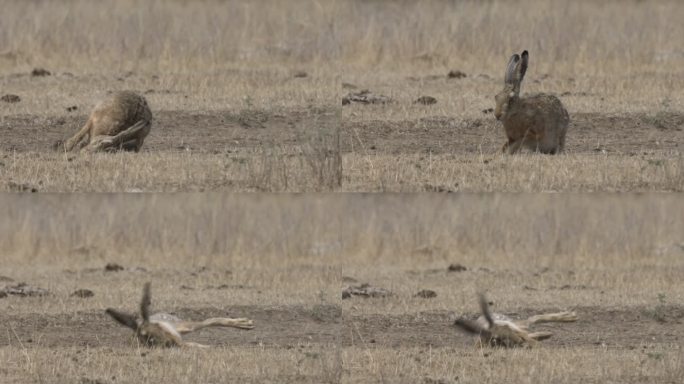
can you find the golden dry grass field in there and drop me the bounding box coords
[1,1,683,383]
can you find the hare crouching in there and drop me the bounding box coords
[63,91,152,153]
[494,50,569,154]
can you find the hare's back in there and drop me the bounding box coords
[523,94,568,122]
[90,91,152,136]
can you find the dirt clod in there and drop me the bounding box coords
[104,263,124,272]
[447,70,467,79]
[31,68,51,77]
[1,94,21,103]
[3,282,49,297]
[447,263,467,272]
[342,89,392,105]
[414,289,437,298]
[342,283,392,299]
[414,96,437,105]
[71,289,95,298]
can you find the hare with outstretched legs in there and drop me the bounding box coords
[106,282,254,348]
[453,293,577,348]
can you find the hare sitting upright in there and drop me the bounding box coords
[494,50,569,154]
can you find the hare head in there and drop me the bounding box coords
[106,282,183,347]
[494,50,528,121]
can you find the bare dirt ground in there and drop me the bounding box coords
[1,109,682,155]
[2,0,684,383]
[2,194,683,383]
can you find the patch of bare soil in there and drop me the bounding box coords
[343,113,684,154]
[343,306,684,349]
[0,110,681,154]
[0,305,341,349]
[0,108,338,153]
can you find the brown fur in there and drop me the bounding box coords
[63,91,152,153]
[494,50,569,154]
[105,282,254,348]
[453,293,577,348]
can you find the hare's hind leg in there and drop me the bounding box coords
[174,317,254,334]
[522,311,577,327]
[528,331,553,341]
[503,138,524,154]
[85,120,147,152]
[64,119,94,151]
[133,121,152,152]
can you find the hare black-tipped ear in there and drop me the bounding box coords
[518,50,529,84]
[140,282,152,322]
[478,293,495,328]
[453,318,485,334]
[106,308,139,331]
[504,54,520,85]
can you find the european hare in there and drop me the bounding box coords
[494,50,569,154]
[62,91,152,153]
[453,293,577,348]
[106,282,254,348]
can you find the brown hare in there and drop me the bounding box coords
[494,50,569,154]
[106,282,254,348]
[62,90,152,153]
[453,293,577,348]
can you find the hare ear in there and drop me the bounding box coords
[454,318,485,334]
[106,308,139,331]
[517,50,529,85]
[504,54,520,85]
[140,282,152,322]
[478,293,495,328]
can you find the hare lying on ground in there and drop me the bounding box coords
[62,90,152,153]
[106,282,254,348]
[494,50,569,154]
[453,293,577,348]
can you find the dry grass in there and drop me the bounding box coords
[1,194,683,383]
[0,347,343,384]
[1,1,684,383]
[1,0,683,193]
[0,151,680,192]
[342,347,684,384]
